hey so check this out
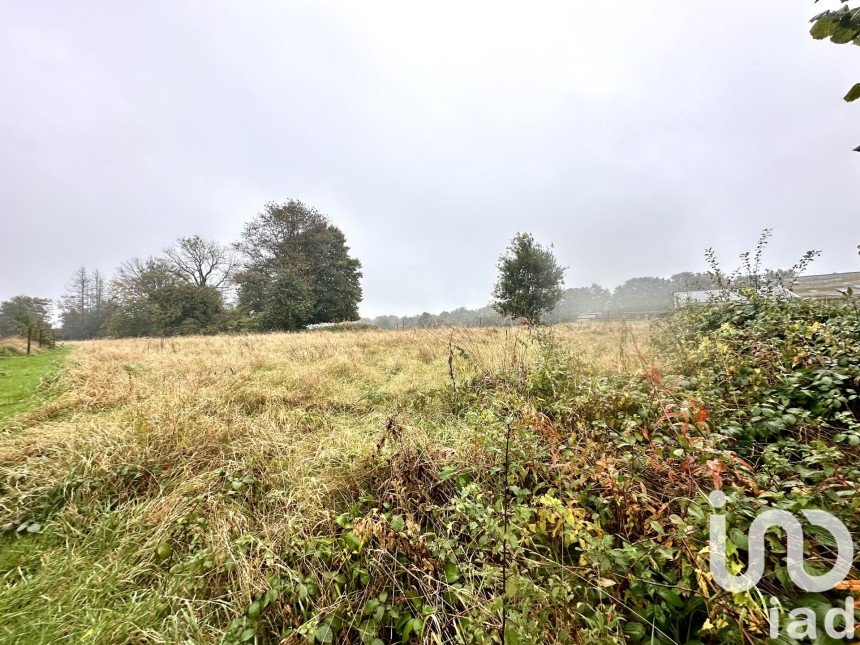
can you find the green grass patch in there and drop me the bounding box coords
[0,521,172,644]
[0,345,72,422]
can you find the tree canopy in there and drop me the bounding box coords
[234,201,363,331]
[105,258,226,337]
[164,235,237,289]
[492,233,565,324]
[36,201,362,339]
[612,277,675,314]
[0,296,52,338]
[548,284,612,322]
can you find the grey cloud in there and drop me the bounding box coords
[1,0,856,318]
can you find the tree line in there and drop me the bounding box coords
[2,208,728,341]
[367,230,825,330]
[367,233,718,332]
[6,204,782,341]
[0,200,363,340]
[364,274,715,331]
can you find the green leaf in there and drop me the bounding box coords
[409,617,424,637]
[844,83,860,102]
[314,624,334,643]
[831,26,860,45]
[156,542,172,562]
[444,562,460,584]
[810,17,837,40]
[729,528,749,550]
[659,588,685,609]
[775,565,793,588]
[797,593,834,622]
[439,465,458,481]
[623,621,647,641]
[342,531,362,551]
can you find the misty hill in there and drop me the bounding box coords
[364,273,718,329]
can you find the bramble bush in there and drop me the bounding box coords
[223,296,858,642]
[495,295,860,642]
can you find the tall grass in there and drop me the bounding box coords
[0,323,646,643]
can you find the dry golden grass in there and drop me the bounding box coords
[5,323,650,522]
[0,322,651,642]
[0,335,54,356]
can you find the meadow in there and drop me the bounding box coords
[0,323,644,643]
[0,303,857,643]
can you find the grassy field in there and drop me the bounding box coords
[0,305,856,644]
[0,322,648,643]
[0,344,71,423]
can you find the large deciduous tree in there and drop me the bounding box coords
[106,257,226,337]
[164,235,237,290]
[492,233,565,325]
[234,200,363,331]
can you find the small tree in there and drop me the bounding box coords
[0,296,53,352]
[492,233,565,324]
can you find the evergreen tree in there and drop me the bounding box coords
[0,296,52,338]
[59,267,112,339]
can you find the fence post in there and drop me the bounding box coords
[26,326,32,355]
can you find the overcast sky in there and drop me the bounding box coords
[1,1,857,317]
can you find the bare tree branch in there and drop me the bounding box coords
[164,235,237,289]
